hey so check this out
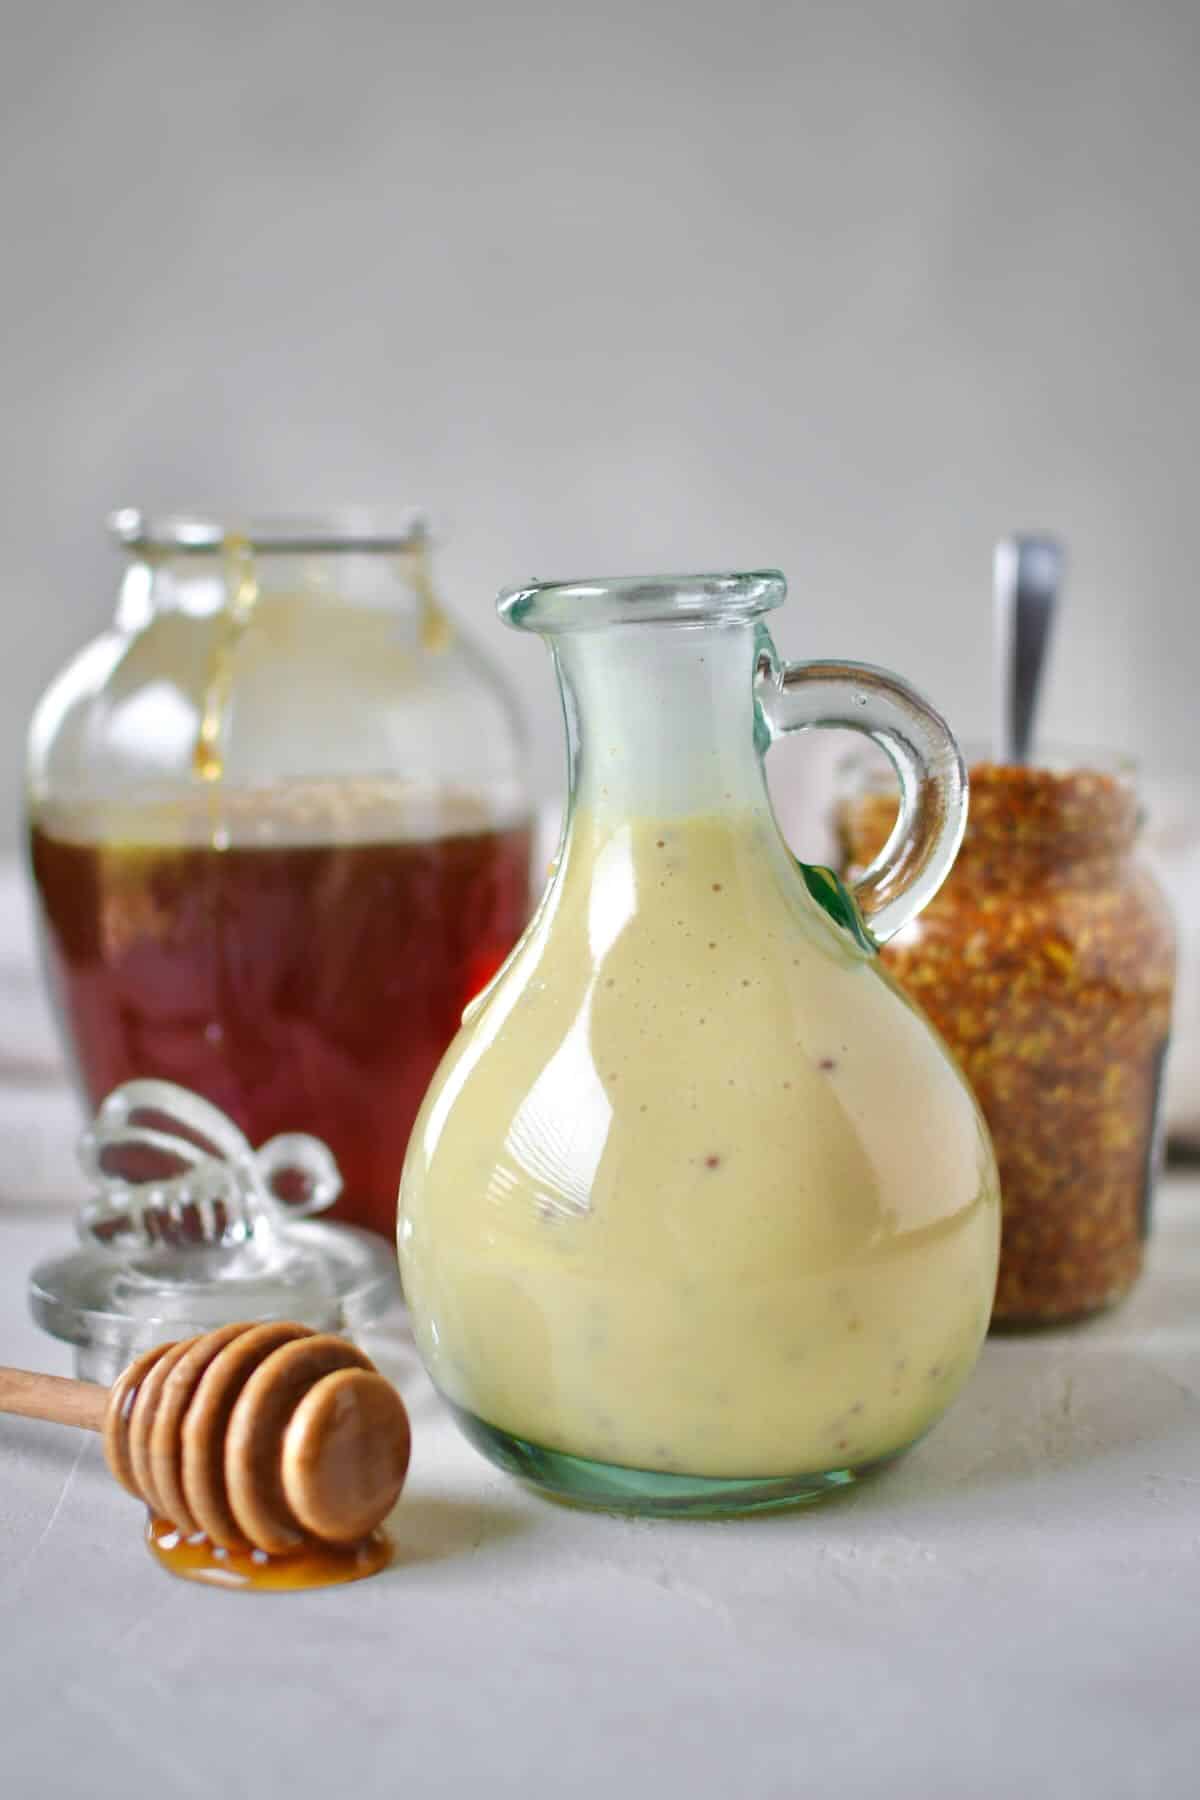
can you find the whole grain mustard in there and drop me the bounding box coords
[839,761,1175,1326]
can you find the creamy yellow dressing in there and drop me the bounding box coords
[398,808,999,1480]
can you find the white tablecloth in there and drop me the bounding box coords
[2,859,1200,1799]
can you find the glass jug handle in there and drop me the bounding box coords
[758,655,967,944]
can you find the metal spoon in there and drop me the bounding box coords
[993,534,1065,765]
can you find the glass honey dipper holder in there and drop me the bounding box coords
[29,1080,399,1384]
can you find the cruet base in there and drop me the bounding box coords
[447,1405,907,1518]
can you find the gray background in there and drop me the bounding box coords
[2,0,1197,842]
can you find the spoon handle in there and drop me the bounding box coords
[0,1365,108,1432]
[993,534,1064,765]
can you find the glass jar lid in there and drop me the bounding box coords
[28,1080,400,1385]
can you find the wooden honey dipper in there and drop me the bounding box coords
[0,1321,411,1553]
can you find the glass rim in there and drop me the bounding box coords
[499,569,786,633]
[108,508,430,557]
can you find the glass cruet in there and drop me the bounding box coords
[398,569,1001,1516]
[26,511,532,1239]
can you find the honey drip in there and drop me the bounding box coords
[146,1516,393,1591]
[192,533,260,786]
[407,531,452,652]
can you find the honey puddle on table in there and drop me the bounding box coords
[146,1517,392,1591]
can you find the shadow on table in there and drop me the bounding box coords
[924,1343,1192,1489]
[1093,1267,1200,1345]
[0,1417,105,1482]
[386,1492,533,1568]
[729,1334,1200,1536]
[358,1316,452,1428]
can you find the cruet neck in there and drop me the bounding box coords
[499,572,786,824]
[551,616,772,823]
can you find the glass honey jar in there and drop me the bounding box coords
[26,512,532,1237]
